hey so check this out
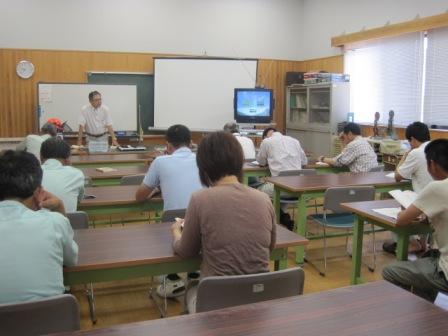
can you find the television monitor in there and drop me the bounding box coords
[234,88,273,124]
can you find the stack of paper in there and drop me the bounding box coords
[373,207,401,219]
[95,167,117,173]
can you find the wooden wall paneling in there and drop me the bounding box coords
[300,55,344,73]
[1,48,306,137]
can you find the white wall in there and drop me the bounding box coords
[301,0,448,60]
[0,0,304,60]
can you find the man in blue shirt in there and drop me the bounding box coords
[0,151,78,304]
[136,124,202,297]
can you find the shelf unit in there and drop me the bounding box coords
[285,83,350,157]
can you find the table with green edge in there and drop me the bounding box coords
[71,153,154,168]
[78,185,163,220]
[242,162,348,185]
[267,171,412,265]
[80,166,148,186]
[64,223,309,285]
[341,199,432,285]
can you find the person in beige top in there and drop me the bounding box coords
[171,131,276,313]
[382,139,448,302]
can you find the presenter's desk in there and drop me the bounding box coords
[79,185,163,217]
[340,199,432,285]
[64,223,308,285]
[267,172,411,264]
[56,281,448,336]
[81,166,148,186]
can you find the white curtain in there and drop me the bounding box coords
[345,32,424,125]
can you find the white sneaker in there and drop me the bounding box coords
[156,277,185,298]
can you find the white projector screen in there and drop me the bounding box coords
[38,83,137,132]
[154,58,257,131]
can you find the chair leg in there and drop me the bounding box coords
[345,228,350,256]
[370,224,376,272]
[149,276,167,318]
[321,226,327,277]
[86,283,97,324]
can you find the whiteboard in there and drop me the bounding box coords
[38,83,138,132]
[154,58,257,131]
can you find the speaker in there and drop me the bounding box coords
[285,72,304,85]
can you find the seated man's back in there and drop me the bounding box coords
[0,202,78,303]
[0,150,78,304]
[40,138,85,213]
[257,130,308,176]
[136,124,202,211]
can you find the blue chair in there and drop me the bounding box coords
[308,186,376,276]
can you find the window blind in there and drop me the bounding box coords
[424,27,448,127]
[345,32,424,125]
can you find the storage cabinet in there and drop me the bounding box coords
[286,83,349,157]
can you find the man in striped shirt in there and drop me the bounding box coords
[318,122,378,173]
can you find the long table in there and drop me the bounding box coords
[267,171,411,264]
[341,199,432,285]
[80,166,148,186]
[54,281,448,336]
[64,223,308,285]
[72,153,154,168]
[79,185,163,217]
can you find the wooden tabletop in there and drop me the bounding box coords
[267,171,408,192]
[71,153,154,165]
[54,281,448,336]
[65,223,308,273]
[340,199,413,228]
[80,166,148,179]
[242,162,269,172]
[80,186,161,207]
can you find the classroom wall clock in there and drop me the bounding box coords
[16,60,35,79]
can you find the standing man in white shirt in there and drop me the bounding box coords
[383,121,433,254]
[16,122,57,162]
[77,91,119,147]
[41,138,85,213]
[223,122,256,160]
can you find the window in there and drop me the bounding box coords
[424,27,448,127]
[345,32,424,125]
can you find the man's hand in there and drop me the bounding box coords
[171,221,183,242]
[40,191,66,215]
[112,138,120,147]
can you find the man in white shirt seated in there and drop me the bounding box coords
[223,122,256,160]
[0,150,78,304]
[318,122,378,172]
[383,121,433,254]
[16,122,57,162]
[382,139,448,302]
[41,138,85,213]
[77,90,119,147]
[257,127,308,229]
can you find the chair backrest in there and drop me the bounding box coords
[324,186,375,214]
[120,174,145,186]
[161,209,187,222]
[278,169,316,176]
[66,211,89,230]
[369,164,385,172]
[195,267,304,313]
[0,294,80,336]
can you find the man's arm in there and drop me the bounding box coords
[394,151,411,182]
[40,191,66,216]
[106,125,119,146]
[257,142,268,166]
[396,204,424,226]
[78,125,84,146]
[135,184,157,202]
